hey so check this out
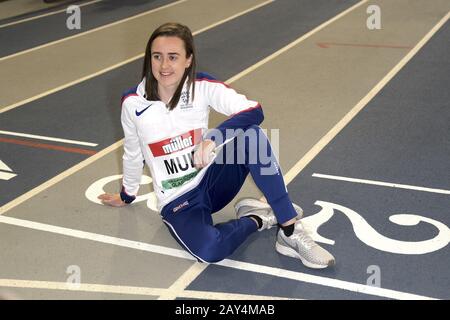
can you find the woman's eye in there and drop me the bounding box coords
[152,54,161,60]
[169,55,177,61]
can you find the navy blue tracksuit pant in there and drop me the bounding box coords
[161,125,297,263]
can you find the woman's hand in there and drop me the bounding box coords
[98,193,127,207]
[193,139,216,169]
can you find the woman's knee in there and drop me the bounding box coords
[242,125,264,139]
[194,242,227,263]
[242,125,269,145]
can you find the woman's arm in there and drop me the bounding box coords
[99,97,144,206]
[198,78,264,143]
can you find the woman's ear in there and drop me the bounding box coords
[186,54,193,68]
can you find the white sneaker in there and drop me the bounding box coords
[276,220,335,269]
[235,197,303,231]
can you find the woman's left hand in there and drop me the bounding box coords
[98,193,127,207]
[193,139,216,169]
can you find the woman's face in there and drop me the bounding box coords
[151,36,192,92]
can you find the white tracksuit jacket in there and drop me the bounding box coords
[120,73,263,212]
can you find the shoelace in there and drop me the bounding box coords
[268,213,277,226]
[290,229,317,249]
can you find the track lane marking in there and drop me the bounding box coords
[0,172,17,181]
[0,0,104,29]
[0,130,97,147]
[312,173,450,195]
[0,137,97,155]
[316,42,412,49]
[0,278,293,299]
[157,263,208,300]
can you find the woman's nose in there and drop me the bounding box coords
[161,57,169,69]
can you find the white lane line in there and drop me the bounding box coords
[0,215,436,300]
[0,172,17,181]
[0,0,274,114]
[0,160,17,180]
[157,263,208,300]
[0,0,103,29]
[312,173,450,195]
[0,160,13,172]
[0,279,164,297]
[0,279,294,300]
[181,290,294,300]
[191,0,273,35]
[0,0,189,62]
[0,214,194,260]
[284,10,450,185]
[0,54,144,114]
[0,130,98,147]
[215,260,435,300]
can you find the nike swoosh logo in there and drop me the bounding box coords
[135,104,152,116]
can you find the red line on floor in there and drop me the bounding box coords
[0,137,97,155]
[317,42,412,49]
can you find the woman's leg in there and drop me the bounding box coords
[161,187,258,263]
[160,143,257,263]
[209,125,298,224]
[161,126,298,262]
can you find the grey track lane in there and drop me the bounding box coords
[187,20,450,299]
[0,0,79,22]
[0,0,359,206]
[0,0,176,58]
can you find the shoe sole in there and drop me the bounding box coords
[234,198,276,231]
[234,198,270,213]
[234,198,304,219]
[275,242,334,269]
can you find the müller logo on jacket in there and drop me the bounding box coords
[150,129,202,157]
[162,135,194,154]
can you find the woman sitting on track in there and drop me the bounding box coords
[99,22,334,269]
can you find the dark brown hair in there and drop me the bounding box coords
[142,22,196,110]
